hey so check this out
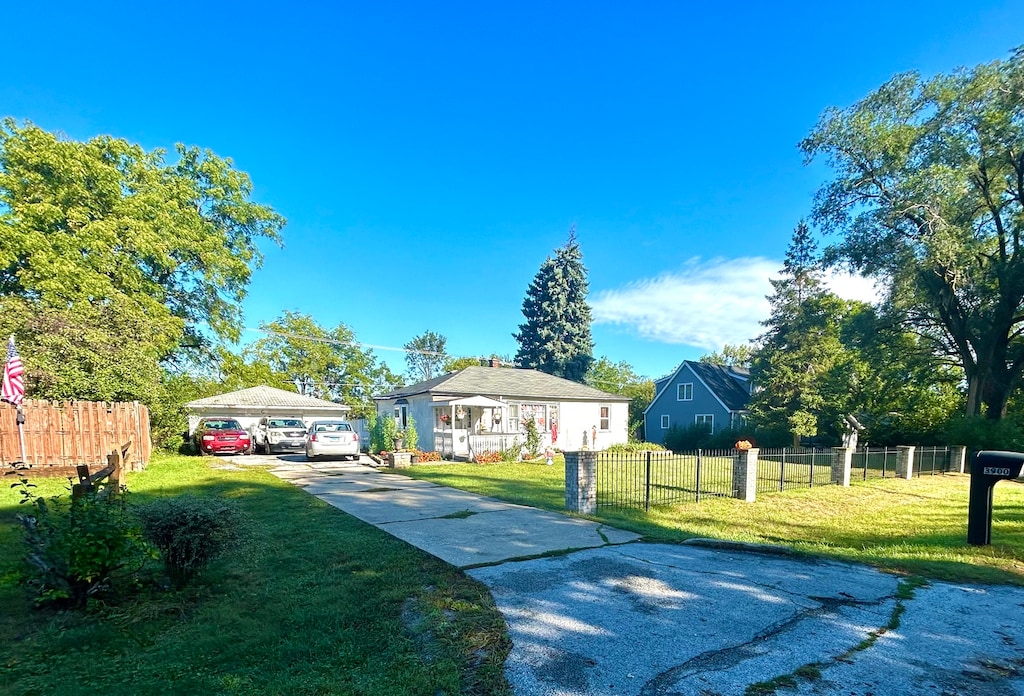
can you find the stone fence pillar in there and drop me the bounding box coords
[565,450,597,514]
[896,446,916,480]
[951,445,967,474]
[832,447,853,486]
[733,448,758,502]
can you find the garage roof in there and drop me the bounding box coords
[187,385,351,411]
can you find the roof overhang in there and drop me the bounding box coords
[431,395,507,408]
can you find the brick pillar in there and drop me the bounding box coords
[732,448,758,502]
[896,446,916,480]
[832,447,853,486]
[951,445,967,474]
[565,450,597,514]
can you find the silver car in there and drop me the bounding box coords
[305,420,360,461]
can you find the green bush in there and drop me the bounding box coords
[135,495,240,587]
[500,438,522,463]
[370,412,398,454]
[404,415,418,451]
[15,478,152,608]
[943,415,1024,453]
[524,418,541,457]
[604,442,667,453]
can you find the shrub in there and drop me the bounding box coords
[412,449,442,462]
[14,476,152,608]
[135,495,240,587]
[500,438,522,463]
[605,442,667,453]
[943,415,1024,452]
[524,418,541,457]
[404,415,418,451]
[371,413,397,454]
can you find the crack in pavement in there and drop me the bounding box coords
[638,591,895,695]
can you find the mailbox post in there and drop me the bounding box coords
[968,451,1024,545]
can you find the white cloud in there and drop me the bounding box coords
[591,258,881,350]
[822,269,883,305]
[591,257,776,350]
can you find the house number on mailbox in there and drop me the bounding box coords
[983,467,1012,476]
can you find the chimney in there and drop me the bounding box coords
[489,358,500,368]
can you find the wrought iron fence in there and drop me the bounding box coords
[850,447,899,480]
[914,446,954,476]
[596,449,736,511]
[756,448,835,494]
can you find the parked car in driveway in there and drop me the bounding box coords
[193,417,253,456]
[253,417,308,454]
[305,420,360,461]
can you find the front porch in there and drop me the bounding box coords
[431,395,557,461]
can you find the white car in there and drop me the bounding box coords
[305,420,360,461]
[254,417,308,454]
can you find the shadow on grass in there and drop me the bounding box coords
[0,455,511,696]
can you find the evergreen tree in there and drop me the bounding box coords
[749,222,848,446]
[513,229,594,382]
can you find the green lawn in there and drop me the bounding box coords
[401,458,1024,586]
[0,455,510,696]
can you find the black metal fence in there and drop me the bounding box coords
[850,447,899,480]
[595,449,735,511]
[755,448,835,494]
[914,446,955,476]
[591,444,963,512]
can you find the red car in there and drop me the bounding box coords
[193,417,253,456]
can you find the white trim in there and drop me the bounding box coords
[677,383,693,401]
[661,414,670,429]
[695,413,714,433]
[644,361,688,416]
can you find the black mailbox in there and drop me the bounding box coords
[968,450,1024,545]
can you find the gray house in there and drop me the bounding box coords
[375,365,630,458]
[643,361,751,445]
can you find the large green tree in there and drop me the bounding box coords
[699,344,754,367]
[750,223,850,445]
[247,311,402,417]
[802,48,1024,419]
[404,331,449,383]
[0,119,284,401]
[585,357,654,440]
[513,229,594,382]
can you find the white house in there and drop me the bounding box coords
[186,385,351,435]
[375,366,630,459]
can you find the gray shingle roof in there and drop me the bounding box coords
[377,366,630,402]
[686,361,751,412]
[187,385,351,410]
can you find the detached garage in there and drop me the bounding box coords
[186,385,351,435]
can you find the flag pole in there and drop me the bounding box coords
[16,406,26,464]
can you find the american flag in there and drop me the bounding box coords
[1,336,25,406]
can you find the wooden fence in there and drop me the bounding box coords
[0,400,151,477]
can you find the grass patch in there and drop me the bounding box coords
[439,509,478,519]
[401,462,1024,584]
[0,454,510,695]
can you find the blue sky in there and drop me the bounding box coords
[4,1,1022,381]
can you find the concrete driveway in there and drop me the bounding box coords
[243,456,1024,695]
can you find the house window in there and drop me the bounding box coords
[677,383,693,401]
[695,414,713,433]
[508,403,520,432]
[661,414,670,429]
[394,405,408,429]
[519,403,547,431]
[599,404,610,431]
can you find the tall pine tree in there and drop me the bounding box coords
[749,221,849,446]
[513,229,594,382]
